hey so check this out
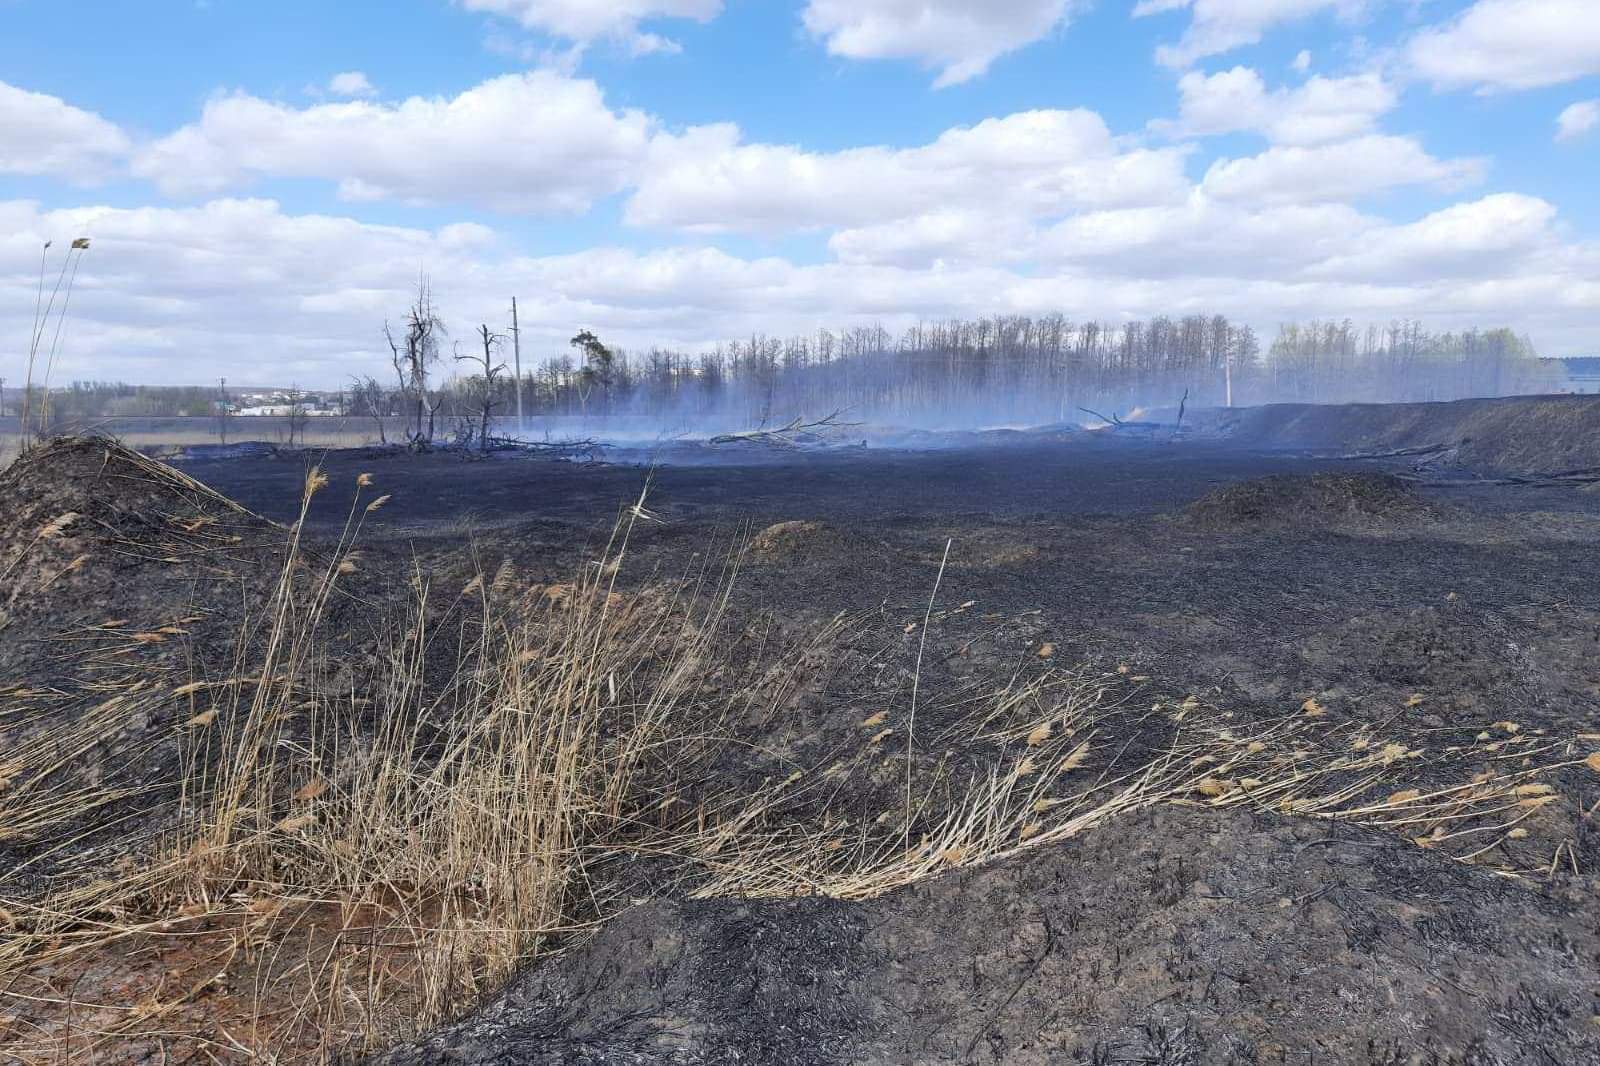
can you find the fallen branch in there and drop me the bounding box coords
[1413,467,1600,489]
[485,437,607,461]
[1077,407,1124,428]
[1335,442,1461,462]
[1078,407,1165,434]
[709,412,859,449]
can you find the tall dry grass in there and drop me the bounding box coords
[687,670,1598,902]
[0,473,741,1060]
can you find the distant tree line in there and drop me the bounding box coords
[425,314,1562,429]
[4,314,1562,435]
[0,380,342,426]
[0,381,230,421]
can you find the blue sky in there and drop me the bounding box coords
[2,0,1597,385]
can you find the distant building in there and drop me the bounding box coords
[237,405,337,417]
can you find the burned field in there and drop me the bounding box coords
[3,396,1600,1064]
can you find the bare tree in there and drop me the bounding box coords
[457,324,508,452]
[385,277,446,448]
[350,374,389,444]
[284,384,309,447]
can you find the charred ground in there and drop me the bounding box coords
[3,395,1599,1064]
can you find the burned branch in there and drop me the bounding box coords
[708,411,861,450]
[1077,406,1125,428]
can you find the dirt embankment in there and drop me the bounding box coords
[1191,394,1600,474]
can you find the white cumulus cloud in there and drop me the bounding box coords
[327,71,377,98]
[1306,193,1562,282]
[629,109,1191,233]
[802,0,1076,87]
[1557,99,1600,142]
[1036,197,1370,280]
[131,73,657,213]
[1138,0,1361,69]
[1201,135,1484,206]
[1158,67,1397,146]
[1407,0,1600,92]
[828,209,1041,268]
[0,80,130,182]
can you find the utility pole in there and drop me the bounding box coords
[510,297,524,434]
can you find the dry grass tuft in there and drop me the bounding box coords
[0,474,744,1062]
[748,520,841,561]
[686,669,1593,903]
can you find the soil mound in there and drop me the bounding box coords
[0,435,275,642]
[379,806,1600,1065]
[1195,394,1600,475]
[749,519,844,560]
[0,438,292,892]
[1186,472,1427,528]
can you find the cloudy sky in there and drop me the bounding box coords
[3,0,1598,386]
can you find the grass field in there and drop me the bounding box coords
[0,415,395,469]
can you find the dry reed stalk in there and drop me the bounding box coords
[0,479,740,1061]
[686,671,1592,903]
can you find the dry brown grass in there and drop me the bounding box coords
[748,520,843,561]
[687,672,1598,902]
[0,475,743,1061]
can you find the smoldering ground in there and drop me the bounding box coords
[2,393,1599,1064]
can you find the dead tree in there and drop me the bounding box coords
[350,374,389,445]
[284,384,309,447]
[385,278,446,448]
[457,325,508,453]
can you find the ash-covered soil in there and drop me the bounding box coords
[5,396,1600,1064]
[1186,393,1600,474]
[384,807,1600,1066]
[1183,471,1433,528]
